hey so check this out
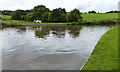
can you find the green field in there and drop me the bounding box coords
[82,26,118,70]
[81,13,118,21]
[0,15,11,20]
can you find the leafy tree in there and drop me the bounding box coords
[11,10,26,20]
[33,5,50,20]
[41,12,50,22]
[25,13,34,21]
[68,9,82,22]
[49,8,67,22]
[20,15,26,20]
[25,9,33,14]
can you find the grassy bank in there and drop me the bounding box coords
[82,26,118,70]
[1,20,67,26]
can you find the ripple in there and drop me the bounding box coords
[56,49,77,53]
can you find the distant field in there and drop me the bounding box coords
[81,13,118,21]
[0,15,11,20]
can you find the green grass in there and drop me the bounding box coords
[81,13,118,21]
[82,26,119,70]
[0,15,11,20]
[1,20,67,25]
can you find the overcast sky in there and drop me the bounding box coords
[0,0,119,12]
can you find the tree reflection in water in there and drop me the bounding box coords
[34,25,82,39]
[35,26,50,39]
[67,25,82,38]
[1,25,82,39]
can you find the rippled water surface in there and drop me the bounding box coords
[0,25,111,70]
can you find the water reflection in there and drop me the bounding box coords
[34,26,82,39]
[1,25,111,70]
[35,26,50,39]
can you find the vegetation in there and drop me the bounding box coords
[67,19,119,26]
[88,10,96,13]
[1,20,67,26]
[0,15,11,20]
[32,5,50,20]
[0,10,118,26]
[10,5,82,23]
[106,10,120,13]
[11,10,26,20]
[1,10,12,15]
[41,12,50,22]
[68,9,83,22]
[1,12,119,26]
[81,13,118,21]
[49,8,67,22]
[82,26,119,70]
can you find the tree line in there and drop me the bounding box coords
[10,5,83,22]
[1,5,119,22]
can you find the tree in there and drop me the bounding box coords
[68,9,82,22]
[49,8,67,22]
[11,10,26,20]
[88,10,96,13]
[106,10,119,13]
[41,12,50,22]
[25,9,33,14]
[25,13,34,21]
[32,5,50,20]
[2,10,12,15]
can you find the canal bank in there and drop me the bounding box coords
[82,26,118,70]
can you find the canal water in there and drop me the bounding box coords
[0,25,111,70]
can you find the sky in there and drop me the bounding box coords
[0,0,119,13]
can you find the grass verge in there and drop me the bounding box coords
[82,26,119,70]
[1,20,67,26]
